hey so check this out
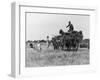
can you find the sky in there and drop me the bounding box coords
[26,12,90,41]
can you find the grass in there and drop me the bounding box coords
[25,44,89,67]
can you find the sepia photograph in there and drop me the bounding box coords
[25,12,90,67]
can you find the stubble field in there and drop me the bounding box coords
[25,44,89,67]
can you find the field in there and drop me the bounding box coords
[25,44,89,67]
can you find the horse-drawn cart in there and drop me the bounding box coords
[51,29,83,51]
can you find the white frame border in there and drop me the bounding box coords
[11,2,97,78]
